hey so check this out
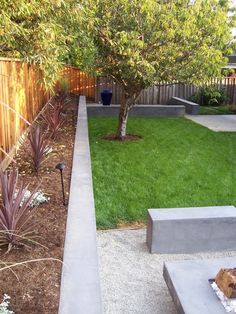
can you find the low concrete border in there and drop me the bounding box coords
[168,97,199,115]
[59,96,102,314]
[87,104,185,117]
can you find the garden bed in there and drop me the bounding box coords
[0,96,77,313]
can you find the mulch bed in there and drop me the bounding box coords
[0,96,77,313]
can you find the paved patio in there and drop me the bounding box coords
[186,115,236,132]
[97,228,236,314]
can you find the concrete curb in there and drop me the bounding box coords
[59,96,102,314]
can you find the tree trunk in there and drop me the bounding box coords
[116,94,130,140]
[115,90,141,140]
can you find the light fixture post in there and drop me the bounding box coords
[55,162,67,206]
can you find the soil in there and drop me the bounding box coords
[102,133,143,141]
[117,221,146,229]
[0,96,77,313]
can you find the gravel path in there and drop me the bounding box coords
[97,228,236,314]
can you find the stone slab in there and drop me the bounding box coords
[186,115,236,132]
[168,97,199,115]
[87,104,185,117]
[58,96,102,314]
[147,206,236,254]
[163,257,236,314]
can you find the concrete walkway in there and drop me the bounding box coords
[186,114,236,132]
[97,228,236,314]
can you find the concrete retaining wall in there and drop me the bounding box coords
[59,96,102,314]
[87,104,185,117]
[168,97,199,115]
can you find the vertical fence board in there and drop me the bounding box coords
[0,60,95,167]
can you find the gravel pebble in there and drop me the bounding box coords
[97,228,236,314]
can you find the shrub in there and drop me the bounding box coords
[0,294,14,314]
[57,78,70,95]
[190,85,227,106]
[28,125,51,173]
[19,190,49,207]
[222,68,235,77]
[0,168,38,253]
[53,89,71,113]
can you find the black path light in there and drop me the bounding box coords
[55,162,67,206]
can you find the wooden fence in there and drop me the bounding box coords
[60,66,96,100]
[95,77,236,105]
[0,58,49,167]
[0,58,95,168]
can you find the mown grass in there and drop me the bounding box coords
[199,105,234,115]
[89,117,236,229]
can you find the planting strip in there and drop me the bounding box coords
[59,96,102,314]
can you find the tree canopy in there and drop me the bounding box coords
[1,0,236,138]
[0,0,80,87]
[81,0,236,138]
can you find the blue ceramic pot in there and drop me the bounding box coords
[101,89,112,106]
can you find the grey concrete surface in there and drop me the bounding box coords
[59,96,102,314]
[87,104,185,117]
[186,114,236,131]
[147,206,236,254]
[97,228,236,314]
[168,97,199,115]
[164,257,236,314]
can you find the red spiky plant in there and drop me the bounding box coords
[42,103,64,139]
[0,168,38,253]
[28,125,51,173]
[42,89,71,139]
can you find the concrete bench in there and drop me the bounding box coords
[146,206,236,254]
[163,257,236,314]
[168,97,199,115]
[87,104,185,117]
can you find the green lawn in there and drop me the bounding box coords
[89,117,236,229]
[199,105,235,115]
